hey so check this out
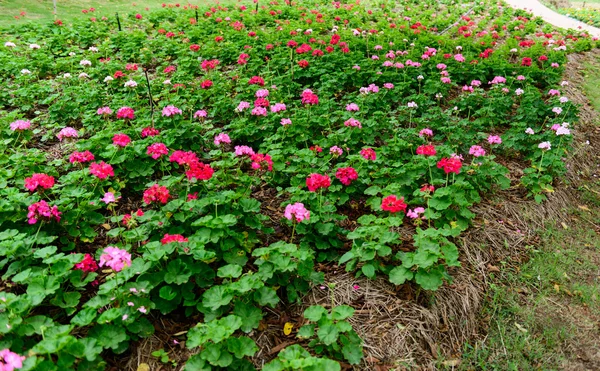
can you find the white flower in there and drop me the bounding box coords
[29,44,40,49]
[63,73,72,78]
[525,128,535,135]
[510,48,518,53]
[88,46,99,52]
[163,79,172,85]
[417,75,424,80]
[4,41,16,48]
[407,101,418,108]
[21,69,31,74]
[556,127,571,136]
[538,141,551,150]
[560,80,569,86]
[124,80,138,88]
[79,72,89,79]
[515,88,524,96]
[559,97,569,103]
[104,76,114,83]
[68,52,76,56]
[80,59,91,66]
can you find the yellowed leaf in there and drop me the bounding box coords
[283,322,294,336]
[514,322,528,333]
[173,331,188,336]
[578,205,590,211]
[554,283,560,293]
[561,222,568,230]
[137,363,150,371]
[102,223,111,230]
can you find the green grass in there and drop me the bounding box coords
[458,211,600,370]
[582,54,600,112]
[0,0,225,25]
[456,55,600,370]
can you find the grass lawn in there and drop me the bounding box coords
[0,0,233,26]
[457,54,600,370]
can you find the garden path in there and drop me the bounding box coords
[502,0,600,37]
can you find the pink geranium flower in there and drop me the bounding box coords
[284,202,310,222]
[99,246,131,272]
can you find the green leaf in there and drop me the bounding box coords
[297,324,315,339]
[159,285,178,301]
[303,306,327,322]
[316,223,334,235]
[331,306,355,321]
[226,336,258,359]
[253,287,279,308]
[187,315,243,348]
[340,334,363,365]
[389,266,414,285]
[184,354,211,371]
[317,323,340,345]
[361,264,376,278]
[415,267,444,290]
[165,259,192,285]
[202,342,233,367]
[363,186,381,196]
[217,264,243,279]
[233,301,263,333]
[202,286,233,311]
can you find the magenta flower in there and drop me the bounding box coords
[0,349,26,371]
[57,127,78,141]
[487,135,502,145]
[329,146,343,156]
[419,128,433,137]
[193,110,207,118]
[147,143,169,159]
[10,120,31,131]
[101,192,120,204]
[284,202,310,222]
[97,106,113,115]
[214,133,231,146]
[344,118,362,128]
[469,145,486,157]
[162,105,182,117]
[270,103,287,113]
[99,246,131,272]
[112,133,131,147]
[234,145,255,156]
[116,107,135,120]
[235,101,251,112]
[251,107,268,116]
[255,89,269,98]
[89,161,114,179]
[27,200,61,224]
[346,103,359,112]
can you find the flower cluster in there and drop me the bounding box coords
[89,161,114,179]
[99,246,131,272]
[284,203,310,222]
[74,253,99,273]
[335,167,358,186]
[306,173,331,192]
[381,195,407,213]
[24,173,55,192]
[161,234,189,245]
[27,200,61,224]
[143,184,170,204]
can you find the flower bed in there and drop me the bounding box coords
[0,0,597,369]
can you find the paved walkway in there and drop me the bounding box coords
[502,0,600,37]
